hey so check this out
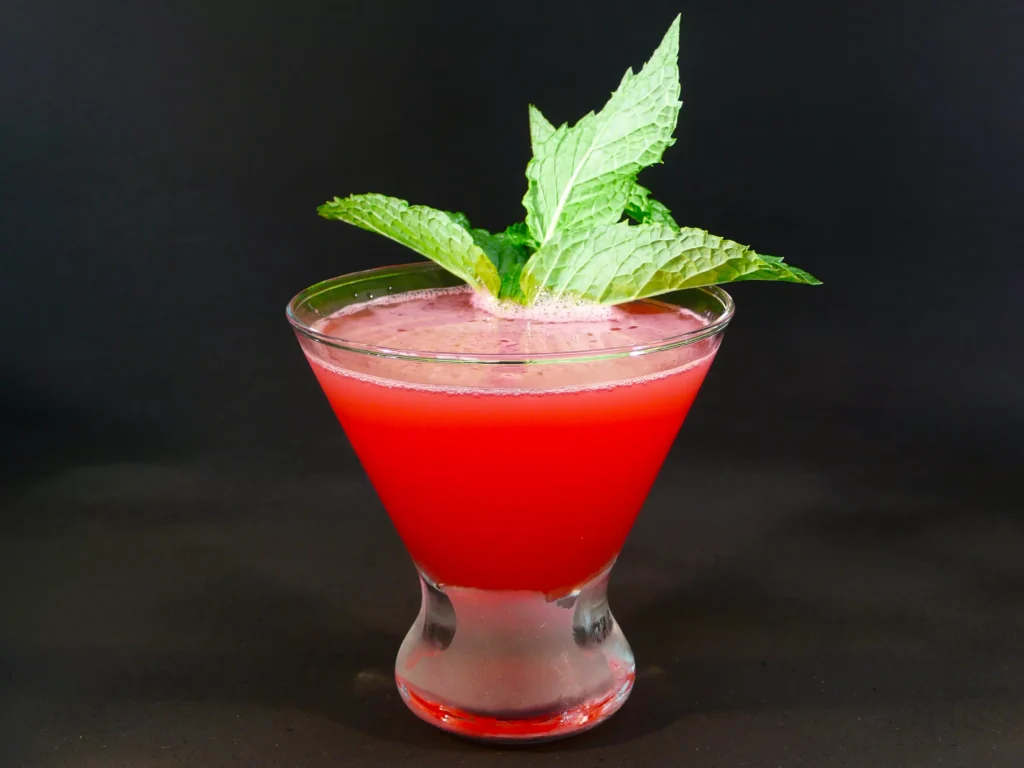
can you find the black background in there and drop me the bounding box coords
[3,0,1023,765]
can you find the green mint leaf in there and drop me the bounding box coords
[502,222,537,250]
[528,104,556,152]
[467,228,530,302]
[499,260,528,302]
[624,183,679,228]
[438,212,532,302]
[521,222,821,304]
[529,105,677,230]
[445,211,473,230]
[318,194,500,295]
[522,15,682,248]
[728,254,822,285]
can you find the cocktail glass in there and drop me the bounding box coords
[286,263,732,742]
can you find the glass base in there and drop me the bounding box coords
[394,565,635,742]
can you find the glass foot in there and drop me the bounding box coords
[394,566,635,742]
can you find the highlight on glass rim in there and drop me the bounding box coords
[287,14,821,742]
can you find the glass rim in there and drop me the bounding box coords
[286,262,734,365]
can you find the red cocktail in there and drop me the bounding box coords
[287,262,732,740]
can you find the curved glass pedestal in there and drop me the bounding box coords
[395,566,634,742]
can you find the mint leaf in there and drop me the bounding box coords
[445,211,473,230]
[529,105,678,231]
[522,15,682,248]
[521,222,821,304]
[437,212,532,302]
[530,105,671,230]
[467,228,530,302]
[499,260,528,302]
[502,222,536,250]
[318,194,500,295]
[528,104,556,152]
[730,254,822,285]
[624,183,679,228]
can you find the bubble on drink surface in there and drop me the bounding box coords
[336,286,464,312]
[471,289,621,324]
[328,285,624,327]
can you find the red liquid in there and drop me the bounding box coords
[303,289,718,593]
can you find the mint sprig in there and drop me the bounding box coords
[317,15,820,305]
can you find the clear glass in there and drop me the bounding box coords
[286,263,732,742]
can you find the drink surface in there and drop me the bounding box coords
[318,286,705,355]
[302,287,720,592]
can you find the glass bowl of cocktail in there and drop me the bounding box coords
[286,15,818,743]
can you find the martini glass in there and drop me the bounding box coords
[287,263,732,742]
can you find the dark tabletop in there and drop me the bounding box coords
[3,402,1022,767]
